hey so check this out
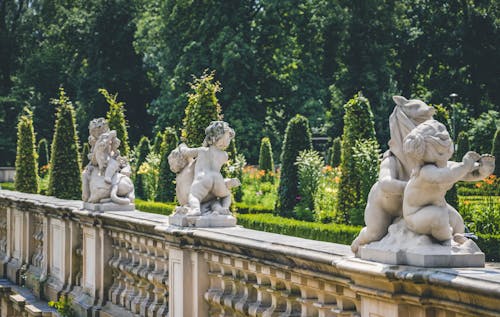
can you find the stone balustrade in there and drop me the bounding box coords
[0,189,499,317]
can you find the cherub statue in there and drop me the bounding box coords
[402,120,494,243]
[82,118,134,207]
[168,121,240,217]
[351,96,436,252]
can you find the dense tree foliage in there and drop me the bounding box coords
[102,88,130,156]
[338,93,376,224]
[15,109,38,193]
[48,89,81,199]
[275,115,312,217]
[0,0,498,166]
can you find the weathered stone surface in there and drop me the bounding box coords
[359,218,485,267]
[82,201,135,212]
[168,212,237,227]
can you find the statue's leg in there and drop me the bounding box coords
[82,170,90,201]
[351,205,391,253]
[188,180,211,216]
[406,206,452,241]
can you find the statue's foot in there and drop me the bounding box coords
[441,239,452,246]
[453,233,468,245]
[213,208,231,215]
[187,208,201,217]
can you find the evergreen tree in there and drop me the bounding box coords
[258,137,274,182]
[102,88,130,157]
[48,88,81,199]
[15,108,38,193]
[81,142,90,168]
[330,137,341,167]
[37,138,49,168]
[275,115,312,217]
[156,128,178,202]
[338,93,376,224]
[455,131,470,162]
[181,71,222,147]
[492,129,500,176]
[151,131,163,154]
[134,136,150,199]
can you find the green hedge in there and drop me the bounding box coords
[235,202,273,214]
[476,233,500,262]
[237,213,361,245]
[0,183,15,190]
[134,199,175,215]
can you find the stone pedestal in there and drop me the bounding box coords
[82,202,135,212]
[359,218,485,267]
[168,211,236,228]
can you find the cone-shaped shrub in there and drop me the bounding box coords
[134,136,150,199]
[156,128,178,202]
[101,88,130,156]
[275,114,312,217]
[259,137,274,182]
[330,137,341,167]
[15,109,39,193]
[81,142,90,168]
[151,131,163,154]
[37,138,49,168]
[181,70,222,147]
[338,93,376,224]
[455,131,469,162]
[48,88,81,199]
[492,128,500,176]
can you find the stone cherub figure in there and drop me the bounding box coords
[168,121,240,217]
[82,118,135,207]
[402,119,494,243]
[351,96,436,252]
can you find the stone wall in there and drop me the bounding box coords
[0,190,499,317]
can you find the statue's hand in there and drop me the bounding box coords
[462,151,481,169]
[478,154,495,176]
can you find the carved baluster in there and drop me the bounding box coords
[148,242,168,316]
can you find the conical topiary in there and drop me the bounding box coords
[455,131,469,162]
[37,138,49,168]
[81,142,90,168]
[101,88,130,157]
[258,137,274,182]
[330,137,341,167]
[134,136,150,199]
[15,108,39,193]
[181,70,222,147]
[338,92,376,224]
[275,114,312,217]
[156,128,179,202]
[151,131,163,154]
[48,88,82,199]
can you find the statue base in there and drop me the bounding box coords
[83,202,135,212]
[359,218,485,267]
[168,207,237,227]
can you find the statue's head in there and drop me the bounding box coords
[203,121,235,149]
[89,118,109,138]
[392,96,435,125]
[403,120,454,166]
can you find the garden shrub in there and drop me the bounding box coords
[137,152,160,201]
[275,114,312,217]
[237,213,361,246]
[81,142,90,169]
[135,199,175,215]
[15,109,39,194]
[330,137,341,167]
[241,166,277,210]
[492,128,500,176]
[338,93,376,224]
[101,88,130,156]
[350,139,380,225]
[156,128,178,202]
[234,202,273,214]
[476,233,500,262]
[48,89,82,199]
[468,110,499,154]
[37,138,49,169]
[294,150,323,220]
[259,137,274,182]
[455,131,469,161]
[314,166,341,223]
[134,136,150,199]
[181,70,222,147]
[151,131,163,154]
[225,138,244,202]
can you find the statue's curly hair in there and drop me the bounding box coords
[202,121,234,147]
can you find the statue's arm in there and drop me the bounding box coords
[179,143,200,158]
[377,156,407,194]
[459,154,495,181]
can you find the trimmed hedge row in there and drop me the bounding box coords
[476,233,500,262]
[234,202,273,214]
[135,199,175,215]
[237,213,361,246]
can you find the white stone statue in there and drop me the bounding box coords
[402,120,494,243]
[82,118,135,211]
[351,96,435,252]
[168,121,240,226]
